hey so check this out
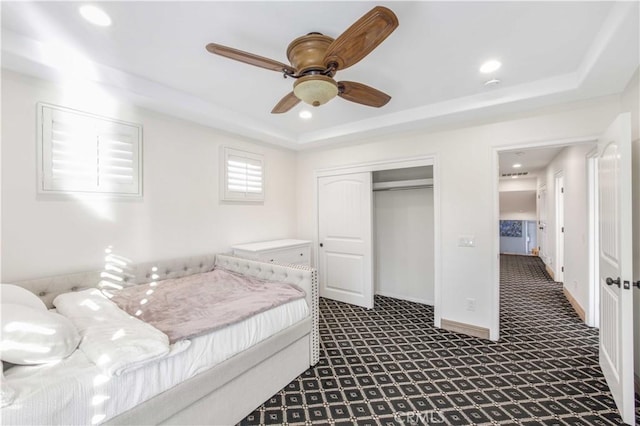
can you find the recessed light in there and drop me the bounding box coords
[513,163,522,168]
[299,110,312,120]
[79,5,112,27]
[480,59,501,74]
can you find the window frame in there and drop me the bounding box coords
[220,146,265,202]
[36,103,143,197]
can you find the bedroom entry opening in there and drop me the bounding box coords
[495,138,601,337]
[316,156,438,322]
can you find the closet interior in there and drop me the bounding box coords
[373,166,434,306]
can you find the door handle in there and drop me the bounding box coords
[319,243,323,248]
[605,277,621,288]
[634,281,640,290]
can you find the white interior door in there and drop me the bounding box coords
[555,173,565,282]
[597,113,634,424]
[318,172,373,309]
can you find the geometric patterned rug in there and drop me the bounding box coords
[240,254,640,425]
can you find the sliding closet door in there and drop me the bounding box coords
[318,172,373,309]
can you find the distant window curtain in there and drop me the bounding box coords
[39,103,142,196]
[221,147,264,202]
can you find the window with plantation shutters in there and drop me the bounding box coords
[38,104,142,196]
[221,147,264,202]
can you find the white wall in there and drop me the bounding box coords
[499,178,537,221]
[499,177,537,192]
[374,188,434,305]
[499,191,537,221]
[1,71,298,281]
[619,69,639,384]
[297,95,621,336]
[539,144,595,313]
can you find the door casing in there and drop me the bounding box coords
[491,135,599,340]
[314,156,439,321]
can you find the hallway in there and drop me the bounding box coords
[500,254,640,425]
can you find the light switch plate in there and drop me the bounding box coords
[458,235,476,247]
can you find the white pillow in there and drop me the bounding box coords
[0,304,80,365]
[1,284,47,311]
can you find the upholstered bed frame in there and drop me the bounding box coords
[12,253,319,425]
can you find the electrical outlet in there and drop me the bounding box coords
[466,298,476,311]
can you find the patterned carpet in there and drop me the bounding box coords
[240,255,640,425]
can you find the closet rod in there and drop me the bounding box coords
[373,184,433,192]
[372,178,433,192]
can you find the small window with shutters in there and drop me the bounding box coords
[37,103,142,197]
[221,146,264,202]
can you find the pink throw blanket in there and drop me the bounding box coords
[110,268,305,343]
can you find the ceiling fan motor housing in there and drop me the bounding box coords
[286,33,335,74]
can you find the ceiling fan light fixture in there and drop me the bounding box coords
[293,75,338,107]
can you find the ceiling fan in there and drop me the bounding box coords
[205,6,399,114]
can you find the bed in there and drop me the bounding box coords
[1,253,319,425]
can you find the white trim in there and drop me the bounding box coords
[432,155,442,328]
[375,290,433,307]
[491,148,500,341]
[492,135,598,342]
[315,156,435,177]
[586,148,600,328]
[313,155,441,327]
[495,135,599,151]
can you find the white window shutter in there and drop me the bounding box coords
[221,147,264,202]
[39,104,142,196]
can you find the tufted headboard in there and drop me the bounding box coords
[11,253,218,309]
[11,253,319,365]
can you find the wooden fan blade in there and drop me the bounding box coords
[271,92,301,114]
[324,6,398,71]
[338,81,391,107]
[206,43,296,74]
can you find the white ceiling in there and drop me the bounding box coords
[498,146,566,179]
[2,1,638,149]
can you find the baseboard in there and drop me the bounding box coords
[441,318,490,340]
[375,291,433,306]
[562,287,586,322]
[545,264,555,280]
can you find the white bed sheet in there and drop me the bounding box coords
[1,299,309,426]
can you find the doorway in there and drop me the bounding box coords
[315,156,440,323]
[493,138,598,341]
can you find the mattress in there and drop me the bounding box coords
[1,299,309,425]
